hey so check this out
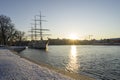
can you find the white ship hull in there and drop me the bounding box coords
[29,40,48,49]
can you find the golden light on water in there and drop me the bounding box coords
[71,46,77,57]
[66,45,79,72]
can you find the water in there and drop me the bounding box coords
[20,45,120,80]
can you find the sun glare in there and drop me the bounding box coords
[69,34,79,40]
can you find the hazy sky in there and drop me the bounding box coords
[0,0,120,40]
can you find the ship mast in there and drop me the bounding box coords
[30,16,37,41]
[36,12,47,40]
[28,24,34,41]
[30,26,33,41]
[40,12,42,40]
[28,12,50,49]
[34,16,37,40]
[29,12,49,41]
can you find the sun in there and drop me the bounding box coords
[69,33,79,40]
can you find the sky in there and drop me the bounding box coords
[0,0,120,40]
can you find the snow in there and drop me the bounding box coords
[0,49,74,80]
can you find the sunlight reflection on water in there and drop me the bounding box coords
[66,45,79,72]
[20,45,120,80]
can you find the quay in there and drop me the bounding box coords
[0,49,73,80]
[0,49,95,80]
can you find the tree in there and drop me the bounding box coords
[0,15,24,45]
[0,15,11,45]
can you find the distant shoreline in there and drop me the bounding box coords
[48,44,120,46]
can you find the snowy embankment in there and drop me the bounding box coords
[0,49,74,80]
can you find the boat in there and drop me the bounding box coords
[28,41,49,49]
[0,45,26,52]
[28,12,50,49]
[8,46,26,52]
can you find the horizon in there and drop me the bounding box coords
[0,0,120,40]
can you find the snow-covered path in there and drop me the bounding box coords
[0,49,74,80]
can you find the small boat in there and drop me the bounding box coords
[8,46,26,52]
[0,45,6,49]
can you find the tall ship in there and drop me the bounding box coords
[28,12,50,49]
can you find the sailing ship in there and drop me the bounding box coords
[28,12,50,49]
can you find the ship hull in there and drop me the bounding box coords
[28,40,49,49]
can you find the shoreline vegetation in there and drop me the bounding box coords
[11,50,95,80]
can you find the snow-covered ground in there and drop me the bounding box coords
[0,49,74,80]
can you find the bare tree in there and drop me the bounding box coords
[0,15,24,45]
